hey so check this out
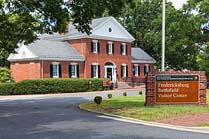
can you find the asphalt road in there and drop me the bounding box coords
[0,90,209,139]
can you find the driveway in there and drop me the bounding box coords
[0,90,209,139]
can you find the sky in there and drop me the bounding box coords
[168,0,188,9]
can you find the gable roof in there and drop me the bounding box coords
[8,40,85,62]
[131,48,156,64]
[48,16,135,42]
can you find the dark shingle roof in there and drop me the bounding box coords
[27,40,85,61]
[131,48,156,63]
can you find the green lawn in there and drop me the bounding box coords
[80,92,209,122]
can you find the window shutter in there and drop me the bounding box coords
[91,65,94,78]
[149,66,151,73]
[144,66,146,75]
[126,65,128,77]
[91,41,93,52]
[69,65,71,78]
[106,43,109,54]
[98,65,100,78]
[59,64,62,78]
[133,65,135,76]
[50,64,53,78]
[120,44,123,55]
[77,65,79,78]
[138,66,140,76]
[97,42,100,53]
[126,45,128,55]
[121,65,123,77]
[112,43,115,54]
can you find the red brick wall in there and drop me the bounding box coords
[146,71,207,106]
[68,38,133,81]
[11,61,41,82]
[131,63,155,78]
[42,61,84,78]
[11,60,85,82]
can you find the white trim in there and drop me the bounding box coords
[93,17,135,41]
[92,63,99,65]
[49,35,134,43]
[107,42,113,54]
[92,40,98,54]
[121,65,127,78]
[29,62,35,64]
[121,43,127,55]
[133,65,139,77]
[92,64,99,78]
[132,60,156,64]
[52,62,60,65]
[70,63,77,78]
[52,63,59,78]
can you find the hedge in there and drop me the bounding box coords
[0,78,103,95]
[0,83,15,95]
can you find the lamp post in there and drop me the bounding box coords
[162,0,166,71]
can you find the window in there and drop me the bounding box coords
[121,43,127,55]
[121,64,128,78]
[91,64,100,78]
[133,64,139,77]
[91,40,100,54]
[106,42,114,54]
[144,64,150,75]
[69,63,79,78]
[50,63,61,78]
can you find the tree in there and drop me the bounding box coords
[0,0,130,67]
[119,0,207,70]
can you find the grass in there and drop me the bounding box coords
[199,123,209,127]
[80,92,209,122]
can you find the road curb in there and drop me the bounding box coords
[79,105,209,134]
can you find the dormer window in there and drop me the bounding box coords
[121,43,127,55]
[106,42,114,54]
[91,40,100,54]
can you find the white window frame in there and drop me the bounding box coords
[145,64,150,74]
[122,64,127,78]
[92,40,98,54]
[134,64,139,77]
[52,62,59,78]
[70,63,77,78]
[121,43,126,55]
[92,63,99,78]
[108,42,113,54]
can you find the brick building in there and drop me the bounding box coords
[8,16,156,82]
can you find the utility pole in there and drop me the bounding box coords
[161,0,166,71]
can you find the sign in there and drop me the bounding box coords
[155,75,199,104]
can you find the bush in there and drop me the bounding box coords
[0,78,104,95]
[139,91,143,95]
[107,94,112,99]
[94,96,102,105]
[0,67,13,83]
[123,92,127,96]
[0,83,15,95]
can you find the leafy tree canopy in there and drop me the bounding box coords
[0,0,130,66]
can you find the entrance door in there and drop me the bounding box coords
[104,62,116,83]
[106,67,113,81]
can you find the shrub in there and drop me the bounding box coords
[94,96,102,105]
[0,83,15,95]
[0,78,104,95]
[139,91,143,95]
[123,92,127,96]
[0,67,13,83]
[107,94,112,99]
